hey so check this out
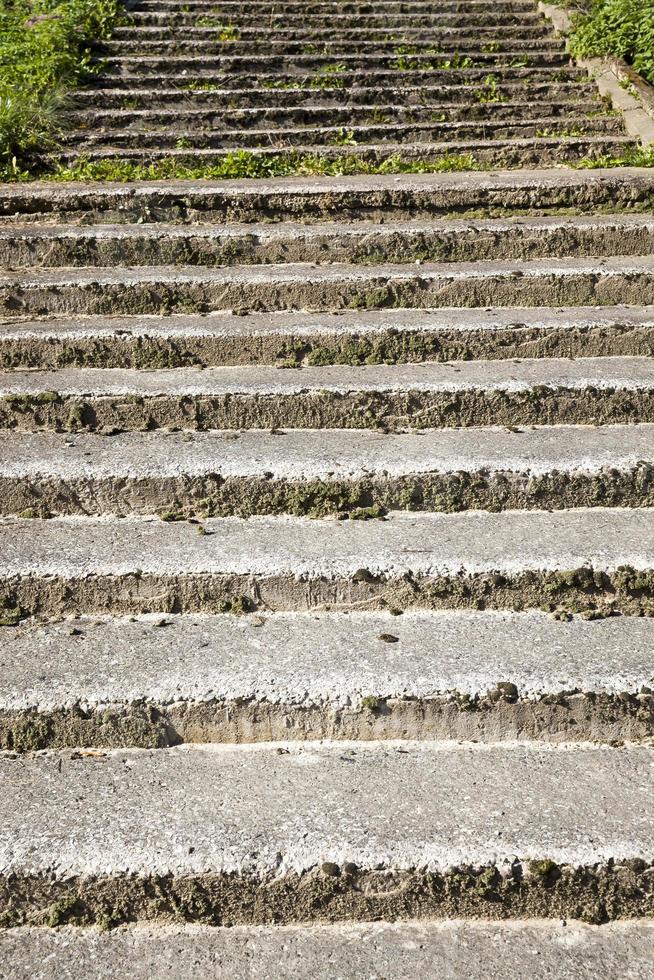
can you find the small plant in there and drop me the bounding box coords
[474,73,501,103]
[0,0,124,178]
[46,149,488,183]
[217,23,239,42]
[569,0,654,86]
[332,127,357,146]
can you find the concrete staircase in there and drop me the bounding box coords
[1,1,654,975]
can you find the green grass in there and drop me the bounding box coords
[0,0,123,179]
[46,150,484,182]
[568,0,654,85]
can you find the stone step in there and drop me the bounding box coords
[0,740,652,926]
[2,307,653,369]
[132,1,546,12]
[53,135,635,169]
[98,52,570,75]
[2,357,654,431]
[2,256,653,318]
[64,117,623,152]
[3,169,650,224]
[2,423,653,517]
[4,214,652,269]
[72,82,599,110]
[124,8,547,25]
[100,38,563,55]
[86,67,589,91]
[3,921,654,979]
[111,25,552,40]
[133,0,542,11]
[1,507,653,617]
[1,609,653,748]
[73,100,606,132]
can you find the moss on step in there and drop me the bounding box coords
[0,860,652,928]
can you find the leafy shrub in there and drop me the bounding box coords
[0,0,122,177]
[569,0,654,85]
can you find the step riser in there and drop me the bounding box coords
[73,86,599,109]
[74,102,607,130]
[131,2,545,11]
[2,269,652,318]
[6,173,651,224]
[4,564,654,618]
[2,388,654,432]
[2,320,653,368]
[65,119,623,151]
[1,692,651,749]
[53,138,634,169]
[99,54,570,74]
[3,466,653,517]
[5,223,651,269]
[2,861,651,928]
[101,40,563,54]
[111,26,552,40]
[86,69,589,90]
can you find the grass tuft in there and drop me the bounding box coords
[569,0,654,85]
[0,0,124,179]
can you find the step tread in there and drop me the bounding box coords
[3,357,654,396]
[1,740,653,878]
[3,254,654,287]
[7,213,654,241]
[2,424,653,479]
[2,508,653,577]
[3,167,651,212]
[3,610,653,711]
[2,921,654,980]
[2,306,653,339]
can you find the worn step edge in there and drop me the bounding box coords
[3,921,654,979]
[2,610,653,748]
[71,84,599,107]
[3,215,653,269]
[1,508,654,617]
[1,424,653,516]
[52,136,635,169]
[64,118,623,150]
[0,740,653,926]
[74,101,606,127]
[85,67,590,89]
[2,357,654,432]
[2,256,654,318]
[2,307,653,368]
[3,168,650,221]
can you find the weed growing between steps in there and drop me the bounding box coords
[45,151,483,182]
[0,0,124,180]
[7,143,650,183]
[568,0,654,85]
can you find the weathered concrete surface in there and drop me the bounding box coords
[1,509,654,617]
[3,424,653,478]
[3,306,654,369]
[3,921,654,980]
[0,610,652,747]
[3,169,654,223]
[2,357,654,431]
[4,256,654,319]
[1,424,653,515]
[0,741,653,925]
[5,213,654,268]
